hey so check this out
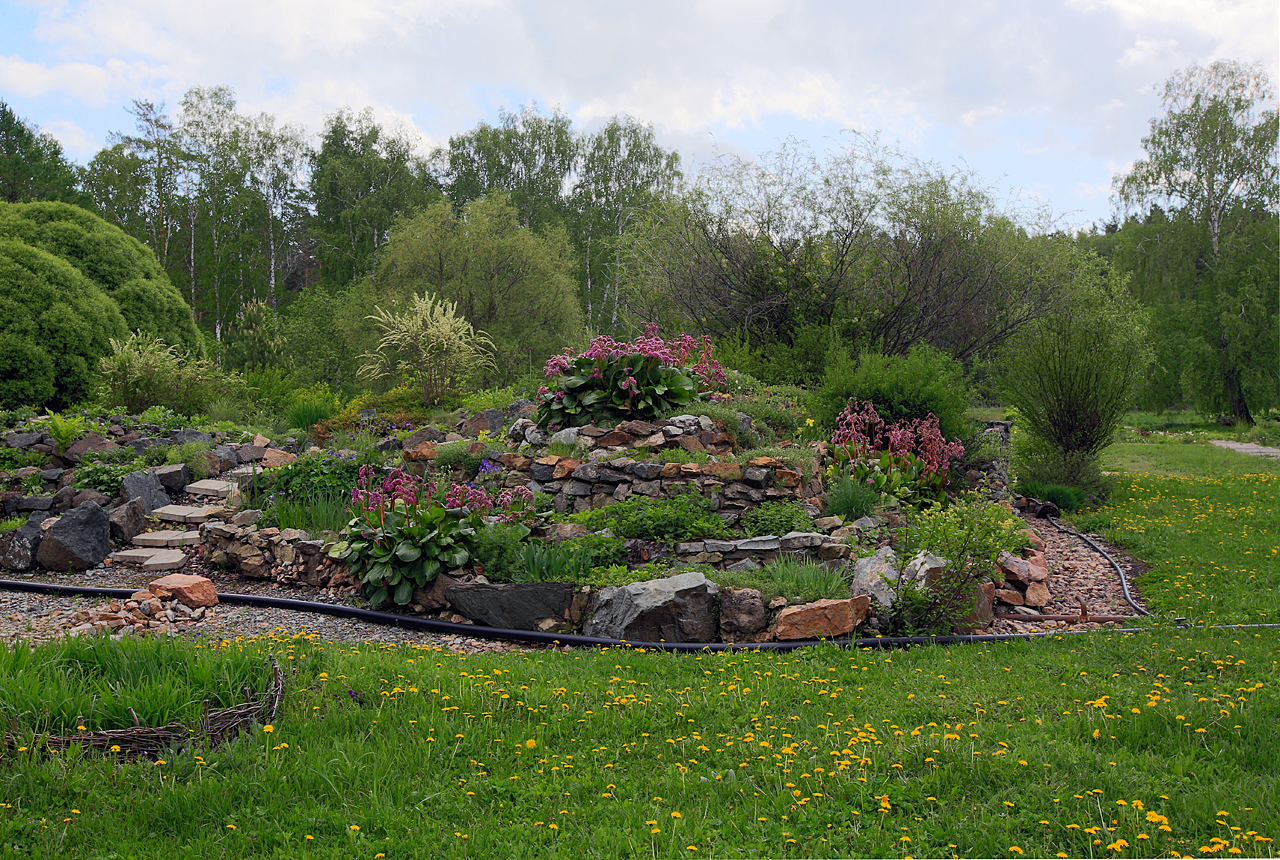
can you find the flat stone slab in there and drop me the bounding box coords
[132,530,200,547]
[153,505,219,524]
[1210,439,1280,458]
[141,549,187,572]
[224,465,263,486]
[112,547,163,564]
[184,479,236,498]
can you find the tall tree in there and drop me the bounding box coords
[572,116,682,332]
[0,102,83,205]
[444,104,577,231]
[341,194,584,383]
[309,107,439,290]
[1113,60,1279,423]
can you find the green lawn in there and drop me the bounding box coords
[0,439,1277,859]
[1077,441,1280,625]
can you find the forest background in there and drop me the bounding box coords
[1,59,1276,431]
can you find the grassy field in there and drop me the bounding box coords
[0,439,1277,859]
[1078,442,1280,626]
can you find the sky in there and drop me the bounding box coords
[1,0,1276,231]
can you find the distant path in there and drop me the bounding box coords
[1209,439,1280,459]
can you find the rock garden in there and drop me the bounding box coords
[0,329,1141,649]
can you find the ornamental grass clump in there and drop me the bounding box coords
[535,324,726,428]
[829,400,964,507]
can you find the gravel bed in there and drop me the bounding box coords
[1,514,1149,649]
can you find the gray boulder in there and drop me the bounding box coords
[35,502,110,571]
[0,512,52,570]
[549,427,580,448]
[169,429,213,446]
[719,587,767,639]
[444,582,576,630]
[109,498,148,543]
[148,463,191,492]
[120,470,171,514]
[585,571,719,643]
[850,546,899,608]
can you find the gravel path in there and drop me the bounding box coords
[1,515,1149,649]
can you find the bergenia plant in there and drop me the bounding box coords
[536,324,726,428]
[829,400,965,506]
[335,466,479,609]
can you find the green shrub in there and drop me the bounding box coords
[559,533,626,569]
[138,405,185,430]
[471,522,530,581]
[0,516,24,535]
[813,345,970,441]
[72,461,136,497]
[825,474,880,520]
[0,235,126,408]
[898,495,1029,581]
[567,492,732,543]
[893,495,1031,632]
[241,365,300,414]
[100,332,249,417]
[1002,266,1152,491]
[0,201,202,355]
[740,501,815,537]
[1016,479,1088,512]
[518,543,592,582]
[432,442,482,478]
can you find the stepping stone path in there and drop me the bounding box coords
[153,504,221,524]
[131,530,200,547]
[184,479,237,499]
[110,547,187,572]
[1210,439,1280,459]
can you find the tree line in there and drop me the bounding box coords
[2,59,1276,423]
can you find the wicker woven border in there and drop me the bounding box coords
[6,656,285,758]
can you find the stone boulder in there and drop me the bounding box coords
[584,571,718,643]
[35,501,110,571]
[0,512,51,570]
[169,429,213,447]
[120,470,171,514]
[774,596,870,640]
[148,463,191,492]
[719,587,767,639]
[148,573,218,608]
[262,449,298,468]
[460,409,505,436]
[444,582,576,630]
[411,571,486,612]
[109,498,148,543]
[63,434,118,464]
[850,546,898,608]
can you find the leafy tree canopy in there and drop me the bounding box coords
[0,101,84,206]
[340,194,584,384]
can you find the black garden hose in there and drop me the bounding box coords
[1047,516,1150,616]
[1,577,1148,652]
